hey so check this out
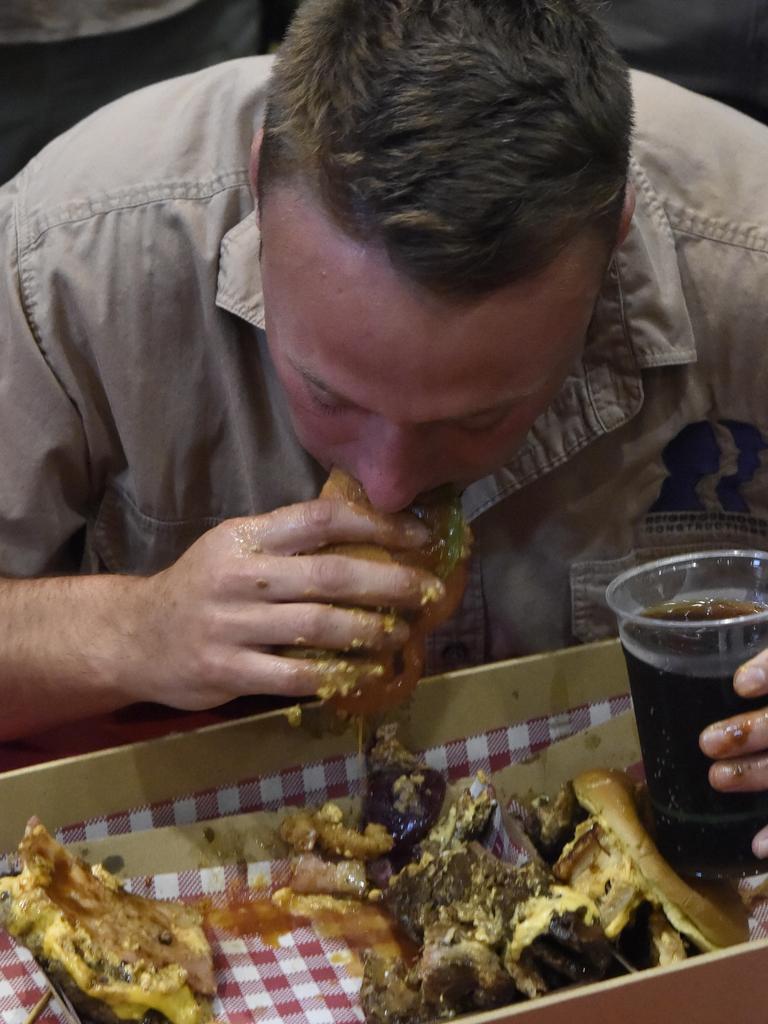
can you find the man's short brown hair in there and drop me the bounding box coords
[259,0,633,295]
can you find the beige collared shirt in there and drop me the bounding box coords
[1,57,768,676]
[0,1,202,42]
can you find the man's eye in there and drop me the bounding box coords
[308,383,348,414]
[456,407,510,432]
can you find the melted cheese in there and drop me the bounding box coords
[558,819,644,939]
[0,873,210,1024]
[558,811,727,952]
[575,815,717,951]
[506,885,599,961]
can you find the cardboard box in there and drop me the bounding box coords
[1,637,767,1024]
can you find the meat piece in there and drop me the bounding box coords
[273,888,365,917]
[385,841,549,943]
[360,954,424,1024]
[521,783,583,862]
[280,803,393,861]
[368,726,424,775]
[552,818,602,880]
[280,810,319,852]
[418,921,519,1012]
[289,853,368,897]
[424,777,495,853]
[379,826,611,1023]
[272,888,406,962]
[554,819,644,939]
[526,911,614,984]
[314,803,394,860]
[0,819,214,1024]
[505,951,549,999]
[366,853,611,1024]
[502,911,613,997]
[648,908,687,966]
[360,924,520,1024]
[453,781,496,841]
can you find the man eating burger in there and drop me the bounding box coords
[0,0,767,859]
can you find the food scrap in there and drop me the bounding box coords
[284,704,302,728]
[272,728,750,1023]
[0,819,215,1024]
[549,770,749,954]
[1,734,752,1024]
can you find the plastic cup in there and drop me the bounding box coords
[605,549,768,878]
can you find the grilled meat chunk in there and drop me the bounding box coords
[362,764,749,1024]
[423,781,495,854]
[289,853,369,897]
[554,818,644,939]
[360,954,424,1024]
[418,921,519,1013]
[524,910,613,984]
[385,842,550,944]
[363,837,611,1023]
[360,922,520,1024]
[521,783,584,863]
[368,726,425,775]
[280,802,393,861]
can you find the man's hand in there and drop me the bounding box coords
[0,497,441,740]
[125,497,440,709]
[699,655,768,858]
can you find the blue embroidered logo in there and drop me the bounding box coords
[651,420,768,514]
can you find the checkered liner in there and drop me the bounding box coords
[1,692,765,1024]
[44,695,630,850]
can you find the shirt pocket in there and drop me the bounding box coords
[91,482,222,574]
[570,511,768,643]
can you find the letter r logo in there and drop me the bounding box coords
[651,420,768,514]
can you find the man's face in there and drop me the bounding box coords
[259,187,611,513]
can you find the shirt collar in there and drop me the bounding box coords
[614,155,696,369]
[462,156,698,520]
[215,209,265,329]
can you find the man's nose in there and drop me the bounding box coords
[353,421,432,513]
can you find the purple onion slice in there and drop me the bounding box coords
[363,767,446,857]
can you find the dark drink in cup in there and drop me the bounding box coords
[606,552,768,878]
[624,608,768,878]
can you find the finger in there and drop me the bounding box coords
[734,653,768,698]
[230,500,430,556]
[753,823,768,859]
[708,753,768,793]
[699,707,768,759]
[227,552,444,610]
[220,602,410,652]
[207,648,383,700]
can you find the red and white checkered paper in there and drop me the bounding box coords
[2,692,766,1024]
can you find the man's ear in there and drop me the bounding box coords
[249,128,264,225]
[616,180,635,247]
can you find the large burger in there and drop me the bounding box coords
[283,468,471,715]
